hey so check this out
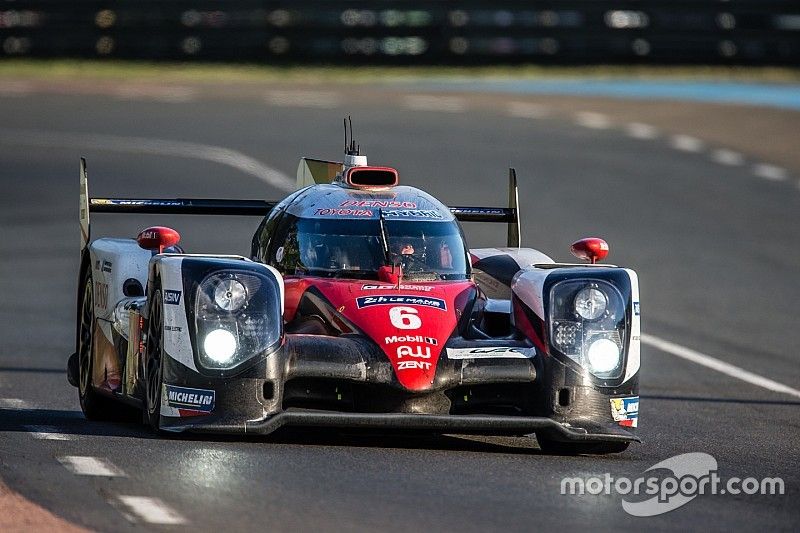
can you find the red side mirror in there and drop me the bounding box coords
[137,226,180,254]
[571,237,609,264]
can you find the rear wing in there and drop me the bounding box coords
[80,159,521,250]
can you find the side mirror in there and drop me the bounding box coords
[137,226,181,254]
[571,237,609,264]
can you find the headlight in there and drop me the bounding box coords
[586,337,621,373]
[548,279,627,379]
[195,270,282,371]
[574,287,607,320]
[203,329,237,363]
[214,279,247,311]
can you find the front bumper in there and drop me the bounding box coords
[164,407,640,443]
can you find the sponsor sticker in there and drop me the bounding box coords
[101,260,112,273]
[446,347,535,359]
[396,345,432,359]
[633,302,641,315]
[356,295,446,311]
[163,290,182,305]
[315,208,373,217]
[341,200,417,209]
[610,396,639,428]
[383,209,443,219]
[164,325,182,332]
[165,384,215,412]
[362,284,433,292]
[397,361,431,371]
[385,335,437,346]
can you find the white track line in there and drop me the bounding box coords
[25,425,73,440]
[266,90,341,108]
[574,111,611,129]
[0,128,294,192]
[506,101,548,119]
[624,122,659,140]
[58,456,126,477]
[114,496,187,525]
[403,95,466,113]
[710,148,744,166]
[752,163,788,181]
[642,334,800,400]
[0,398,32,409]
[670,134,705,153]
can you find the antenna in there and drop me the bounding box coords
[345,115,359,155]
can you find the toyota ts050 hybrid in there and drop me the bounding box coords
[67,127,641,454]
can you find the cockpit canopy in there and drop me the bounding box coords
[271,215,470,281]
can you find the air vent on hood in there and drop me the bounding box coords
[345,166,399,189]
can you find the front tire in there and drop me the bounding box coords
[145,289,165,431]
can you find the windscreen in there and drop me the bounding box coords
[284,217,469,280]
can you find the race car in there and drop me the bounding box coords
[67,127,641,454]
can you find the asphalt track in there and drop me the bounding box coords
[0,83,798,531]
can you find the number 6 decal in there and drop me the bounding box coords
[389,306,421,330]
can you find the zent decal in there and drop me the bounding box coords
[397,361,431,371]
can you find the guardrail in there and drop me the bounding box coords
[0,1,797,65]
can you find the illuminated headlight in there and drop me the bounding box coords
[586,337,621,373]
[574,287,607,320]
[203,329,237,363]
[214,279,247,312]
[548,279,629,380]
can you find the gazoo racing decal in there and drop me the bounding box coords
[383,209,443,219]
[163,290,182,305]
[356,295,446,311]
[385,335,437,346]
[446,347,536,359]
[610,396,639,428]
[164,384,215,413]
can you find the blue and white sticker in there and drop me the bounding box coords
[610,396,639,428]
[165,385,215,412]
[164,290,182,305]
[356,295,446,311]
[633,302,640,315]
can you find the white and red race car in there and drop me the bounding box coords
[68,127,641,454]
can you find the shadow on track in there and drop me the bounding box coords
[641,394,800,406]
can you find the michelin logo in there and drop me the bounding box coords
[165,385,215,412]
[164,290,182,305]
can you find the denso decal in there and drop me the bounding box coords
[341,200,417,208]
[361,284,433,292]
[610,396,639,428]
[397,361,432,371]
[446,347,535,359]
[356,295,446,311]
[165,385,215,412]
[315,208,373,217]
[383,209,443,219]
[163,290,182,305]
[396,345,432,359]
[385,335,437,346]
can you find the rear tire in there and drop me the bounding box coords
[536,435,630,455]
[145,289,165,432]
[77,268,123,420]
